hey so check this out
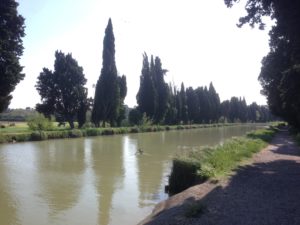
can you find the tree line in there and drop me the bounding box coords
[130,58,274,125]
[1,2,274,128]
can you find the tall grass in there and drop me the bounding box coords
[168,128,276,194]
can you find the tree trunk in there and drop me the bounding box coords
[69,120,75,129]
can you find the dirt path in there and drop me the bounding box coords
[138,129,300,225]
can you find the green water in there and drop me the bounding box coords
[0,124,264,225]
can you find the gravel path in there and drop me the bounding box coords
[138,129,300,225]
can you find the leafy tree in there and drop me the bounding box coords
[0,0,25,112]
[92,18,123,127]
[179,83,188,123]
[128,107,143,125]
[36,51,87,129]
[27,113,53,131]
[225,0,300,127]
[77,95,93,128]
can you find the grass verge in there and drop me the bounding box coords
[0,123,246,144]
[168,127,276,195]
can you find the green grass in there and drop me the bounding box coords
[0,122,266,144]
[168,128,276,194]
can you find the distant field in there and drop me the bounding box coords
[0,121,74,134]
[0,121,30,134]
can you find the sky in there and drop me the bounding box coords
[11,0,272,109]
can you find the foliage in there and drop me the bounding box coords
[225,0,300,128]
[35,51,88,129]
[92,18,127,127]
[0,108,37,121]
[27,114,53,131]
[168,128,276,194]
[128,107,143,125]
[0,0,25,112]
[136,53,157,119]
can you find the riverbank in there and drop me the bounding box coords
[0,122,252,144]
[138,128,300,225]
[167,128,275,194]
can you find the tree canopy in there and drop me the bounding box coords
[136,53,168,123]
[0,0,25,112]
[35,51,88,129]
[225,0,300,127]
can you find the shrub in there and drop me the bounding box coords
[0,134,9,143]
[30,131,48,141]
[86,128,99,136]
[168,158,200,194]
[0,124,5,128]
[13,133,31,142]
[130,127,139,133]
[102,129,115,135]
[68,129,83,138]
[27,114,53,131]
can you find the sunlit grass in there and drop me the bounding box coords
[168,128,276,194]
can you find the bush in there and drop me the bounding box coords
[13,133,31,142]
[128,108,143,125]
[130,127,139,133]
[168,158,200,194]
[86,128,99,136]
[27,114,53,131]
[68,129,83,138]
[30,131,48,141]
[102,128,115,135]
[0,124,5,128]
[46,131,69,139]
[0,134,9,143]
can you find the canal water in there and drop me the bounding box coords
[0,124,264,225]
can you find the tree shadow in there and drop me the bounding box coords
[143,159,300,225]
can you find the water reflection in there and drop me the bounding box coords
[91,136,124,225]
[0,156,18,225]
[36,139,85,215]
[0,124,263,225]
[135,132,170,207]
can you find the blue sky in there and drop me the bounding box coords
[12,0,272,108]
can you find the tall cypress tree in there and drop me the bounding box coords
[208,82,221,122]
[179,82,188,123]
[92,18,120,127]
[153,56,168,123]
[136,53,157,119]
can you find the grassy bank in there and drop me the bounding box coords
[0,123,242,144]
[168,127,276,194]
